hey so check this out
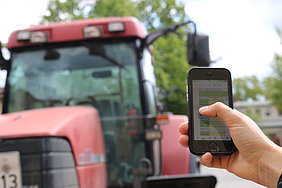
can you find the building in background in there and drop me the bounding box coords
[235,101,282,146]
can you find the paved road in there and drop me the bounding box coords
[200,165,265,188]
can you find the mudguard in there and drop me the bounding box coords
[161,115,191,175]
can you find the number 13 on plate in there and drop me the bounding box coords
[0,151,22,188]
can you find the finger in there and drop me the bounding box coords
[179,135,188,147]
[179,121,188,135]
[199,102,239,123]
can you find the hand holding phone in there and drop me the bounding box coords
[187,68,236,155]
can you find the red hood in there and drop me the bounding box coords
[0,107,106,165]
[0,107,98,138]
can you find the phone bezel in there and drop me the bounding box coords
[187,67,236,156]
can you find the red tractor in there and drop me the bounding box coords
[0,17,214,188]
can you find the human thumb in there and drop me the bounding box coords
[199,102,237,125]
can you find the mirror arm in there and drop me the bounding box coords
[143,20,197,47]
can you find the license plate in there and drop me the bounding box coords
[0,151,22,188]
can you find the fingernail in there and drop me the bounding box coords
[199,106,209,112]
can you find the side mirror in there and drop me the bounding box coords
[187,33,211,67]
[0,42,9,70]
[144,174,217,188]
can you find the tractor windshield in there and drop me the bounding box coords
[6,39,146,187]
[7,40,141,113]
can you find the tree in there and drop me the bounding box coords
[135,0,186,31]
[264,56,282,110]
[41,0,192,114]
[233,76,264,101]
[262,27,282,110]
[153,34,189,114]
[41,0,85,23]
[90,0,138,18]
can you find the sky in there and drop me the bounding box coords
[0,0,282,84]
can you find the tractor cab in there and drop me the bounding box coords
[0,17,212,188]
[5,34,154,187]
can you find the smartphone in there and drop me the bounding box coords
[187,67,236,155]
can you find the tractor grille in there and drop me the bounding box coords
[0,137,79,188]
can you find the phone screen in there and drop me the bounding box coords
[192,79,231,141]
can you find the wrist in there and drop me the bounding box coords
[258,142,282,188]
